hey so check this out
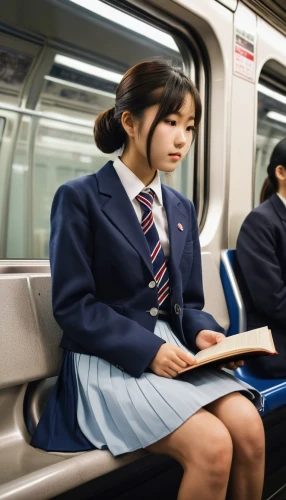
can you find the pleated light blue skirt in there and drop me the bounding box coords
[70,321,262,456]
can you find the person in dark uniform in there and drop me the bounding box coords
[237,138,286,378]
[31,59,264,500]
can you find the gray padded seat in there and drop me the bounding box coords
[0,253,230,499]
[0,274,149,500]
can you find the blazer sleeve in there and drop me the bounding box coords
[181,201,225,351]
[237,210,286,326]
[49,184,165,378]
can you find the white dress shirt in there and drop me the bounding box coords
[277,192,286,209]
[113,157,170,258]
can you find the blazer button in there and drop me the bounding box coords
[149,307,158,317]
[148,280,156,288]
[174,304,181,315]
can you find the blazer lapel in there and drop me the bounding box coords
[96,162,153,274]
[162,185,188,280]
[270,194,286,234]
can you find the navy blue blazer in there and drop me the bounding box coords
[50,161,224,378]
[236,194,286,377]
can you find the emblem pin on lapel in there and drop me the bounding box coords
[177,223,184,232]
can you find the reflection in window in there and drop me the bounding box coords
[6,117,31,258]
[0,47,33,106]
[67,0,179,52]
[39,54,118,118]
[255,82,286,206]
[32,117,112,258]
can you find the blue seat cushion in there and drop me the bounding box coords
[235,366,286,415]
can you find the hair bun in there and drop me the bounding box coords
[94,106,125,153]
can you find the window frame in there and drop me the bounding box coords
[254,60,286,208]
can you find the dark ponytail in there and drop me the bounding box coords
[260,137,286,203]
[94,59,202,164]
[94,107,126,153]
[260,177,276,203]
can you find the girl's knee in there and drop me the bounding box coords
[182,422,233,481]
[180,424,233,491]
[201,425,233,475]
[233,404,265,463]
[242,422,265,463]
[150,410,233,480]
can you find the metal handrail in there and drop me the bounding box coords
[0,104,92,128]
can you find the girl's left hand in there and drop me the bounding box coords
[195,329,244,370]
[195,329,225,350]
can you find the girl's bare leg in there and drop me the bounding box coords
[206,392,265,500]
[146,408,233,500]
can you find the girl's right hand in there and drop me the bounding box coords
[149,344,197,378]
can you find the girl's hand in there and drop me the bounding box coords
[195,329,225,350]
[219,360,244,370]
[196,330,244,370]
[149,343,197,378]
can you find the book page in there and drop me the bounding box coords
[195,327,274,364]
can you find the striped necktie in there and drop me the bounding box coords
[136,190,170,311]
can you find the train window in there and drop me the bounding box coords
[2,1,206,258]
[5,114,111,259]
[39,54,118,119]
[31,117,111,258]
[0,47,33,106]
[255,79,286,206]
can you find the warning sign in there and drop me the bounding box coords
[234,28,255,83]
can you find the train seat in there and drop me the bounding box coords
[0,274,154,500]
[220,249,286,415]
[0,252,229,499]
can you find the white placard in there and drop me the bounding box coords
[234,27,256,82]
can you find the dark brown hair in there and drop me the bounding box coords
[260,138,286,203]
[94,59,202,166]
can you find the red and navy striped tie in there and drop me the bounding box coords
[136,190,170,312]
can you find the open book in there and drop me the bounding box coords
[178,327,277,374]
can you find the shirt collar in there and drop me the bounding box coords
[277,193,286,209]
[113,156,163,206]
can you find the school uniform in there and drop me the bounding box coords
[31,159,261,455]
[236,193,286,378]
